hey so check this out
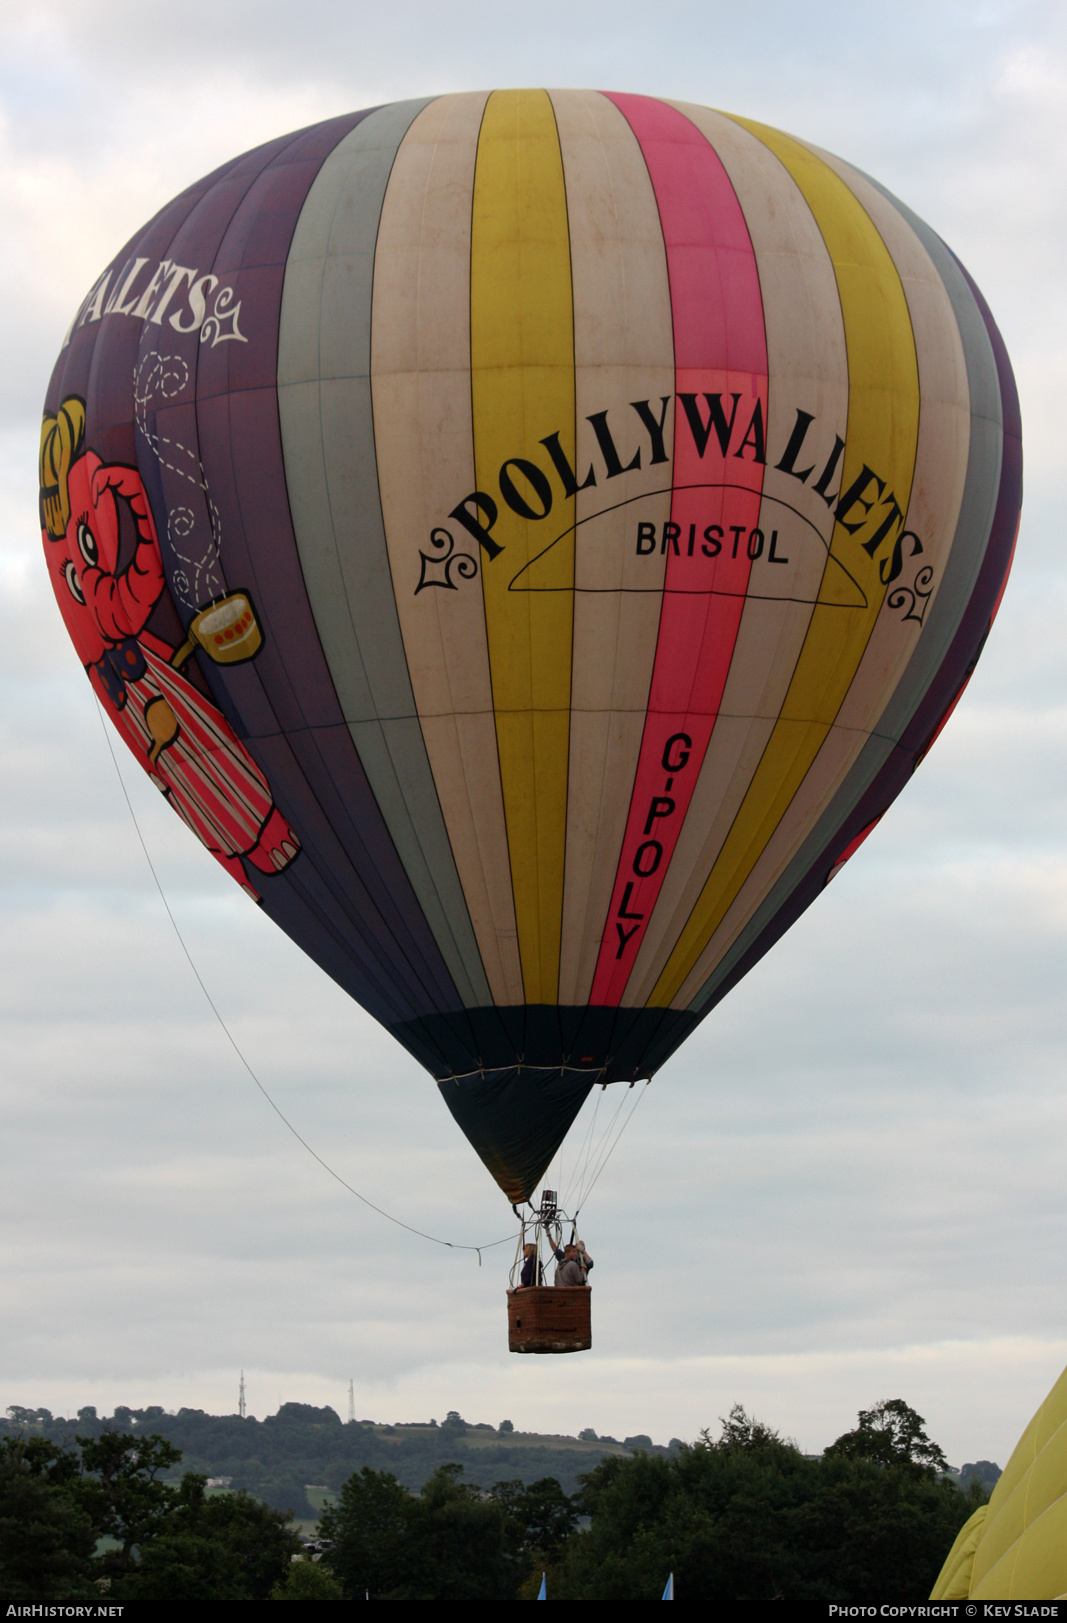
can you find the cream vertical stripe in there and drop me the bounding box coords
[371,91,525,1008]
[549,88,675,1007]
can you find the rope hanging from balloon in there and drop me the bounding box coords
[571,1081,649,1214]
[554,1077,650,1219]
[94,695,518,1264]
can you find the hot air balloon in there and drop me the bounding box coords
[40,92,1021,1253]
[932,1360,1067,1599]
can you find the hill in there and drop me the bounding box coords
[2,1404,678,1519]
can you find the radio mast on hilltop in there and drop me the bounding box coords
[348,1380,355,1424]
[239,1371,246,1420]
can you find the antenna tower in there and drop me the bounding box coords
[348,1379,355,1424]
[239,1370,246,1419]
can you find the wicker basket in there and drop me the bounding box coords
[507,1286,592,1354]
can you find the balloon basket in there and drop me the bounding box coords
[507,1286,591,1354]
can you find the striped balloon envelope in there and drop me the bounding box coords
[41,91,1021,1206]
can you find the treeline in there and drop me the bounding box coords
[319,1401,987,1601]
[0,1430,308,1602]
[2,1404,648,1514]
[1,1399,987,1601]
[542,1404,987,1602]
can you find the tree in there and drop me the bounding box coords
[71,1431,300,1600]
[321,1462,543,1600]
[6,1407,52,1429]
[489,1474,577,1582]
[76,1430,183,1576]
[272,1557,344,1599]
[400,1464,513,1600]
[318,1466,413,1597]
[104,1472,300,1600]
[112,1529,250,1601]
[960,1461,1001,1491]
[0,1427,303,1602]
[0,1437,96,1600]
[713,1404,786,1454]
[267,1403,341,1427]
[254,1473,316,1519]
[824,1400,949,1476]
[548,1404,981,1602]
[179,1484,300,1599]
[787,1454,986,1599]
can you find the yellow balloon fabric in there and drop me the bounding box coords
[932,1361,1067,1598]
[931,1505,988,1598]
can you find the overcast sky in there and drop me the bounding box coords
[2,0,1066,1469]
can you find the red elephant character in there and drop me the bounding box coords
[40,397,299,900]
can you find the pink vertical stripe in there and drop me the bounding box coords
[590,95,769,1004]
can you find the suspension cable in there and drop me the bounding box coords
[571,1085,630,1211]
[563,1083,603,1210]
[574,1081,650,1215]
[95,696,516,1261]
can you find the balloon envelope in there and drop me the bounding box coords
[41,92,1021,1202]
[932,1360,1067,1598]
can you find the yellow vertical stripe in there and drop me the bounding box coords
[650,118,920,1007]
[471,90,576,1004]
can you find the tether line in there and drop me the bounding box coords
[574,1081,649,1214]
[573,1086,630,1211]
[94,696,516,1262]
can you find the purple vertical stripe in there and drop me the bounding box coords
[45,115,465,1038]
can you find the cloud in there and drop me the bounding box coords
[2,0,1066,1470]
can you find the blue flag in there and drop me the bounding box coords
[662,1572,674,1599]
[538,1572,547,1600]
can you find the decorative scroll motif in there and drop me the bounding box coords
[888,564,935,626]
[201,285,246,347]
[415,527,478,594]
[134,352,225,610]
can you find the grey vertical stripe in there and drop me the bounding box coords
[851,168,1003,740]
[277,100,492,1009]
[687,176,1005,1014]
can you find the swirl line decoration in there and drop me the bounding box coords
[201,284,247,347]
[133,350,226,609]
[415,526,479,594]
[889,564,936,626]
